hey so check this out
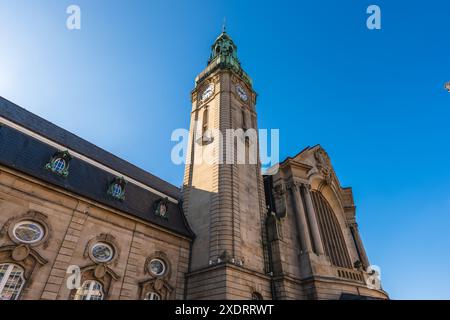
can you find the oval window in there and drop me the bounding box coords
[52,158,66,174]
[13,221,44,244]
[91,243,114,263]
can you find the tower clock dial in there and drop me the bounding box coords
[236,85,248,102]
[201,84,214,101]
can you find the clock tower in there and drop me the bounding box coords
[182,31,272,299]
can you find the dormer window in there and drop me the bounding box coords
[111,183,122,198]
[53,158,66,173]
[107,177,127,200]
[153,198,169,219]
[45,150,72,177]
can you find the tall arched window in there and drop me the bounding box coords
[311,191,352,269]
[144,291,161,300]
[202,107,209,134]
[242,109,247,129]
[0,263,25,300]
[74,280,104,300]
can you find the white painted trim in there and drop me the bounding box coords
[0,116,178,204]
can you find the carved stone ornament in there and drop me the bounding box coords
[314,148,333,185]
[145,251,171,280]
[273,184,287,219]
[154,278,164,291]
[12,244,30,262]
[94,264,107,279]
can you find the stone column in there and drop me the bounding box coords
[350,223,370,269]
[301,184,325,255]
[290,183,313,254]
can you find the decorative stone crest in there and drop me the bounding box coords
[94,264,107,279]
[12,244,30,262]
[153,278,164,291]
[314,148,333,185]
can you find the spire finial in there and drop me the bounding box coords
[222,17,226,33]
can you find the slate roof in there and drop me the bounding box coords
[0,96,194,238]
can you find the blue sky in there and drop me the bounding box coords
[1,0,449,299]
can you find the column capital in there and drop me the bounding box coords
[287,179,309,191]
[347,220,358,228]
[300,183,312,191]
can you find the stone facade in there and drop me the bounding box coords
[0,30,388,300]
[182,31,388,300]
[264,146,388,299]
[0,166,190,300]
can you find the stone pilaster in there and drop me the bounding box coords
[289,183,312,254]
[40,204,89,300]
[301,184,325,255]
[118,226,140,300]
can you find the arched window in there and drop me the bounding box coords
[202,107,209,133]
[0,263,25,300]
[201,107,211,144]
[74,280,104,300]
[144,291,161,300]
[311,191,352,269]
[242,109,247,129]
[110,183,122,198]
[52,158,66,174]
[251,292,263,300]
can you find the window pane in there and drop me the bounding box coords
[149,259,165,276]
[145,291,161,300]
[74,280,104,300]
[53,158,66,173]
[0,264,25,300]
[13,221,44,243]
[91,243,114,262]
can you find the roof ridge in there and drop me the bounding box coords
[0,96,181,199]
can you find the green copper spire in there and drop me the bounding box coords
[208,31,240,67]
[205,30,252,86]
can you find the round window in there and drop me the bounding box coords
[13,221,44,244]
[149,259,166,276]
[52,158,66,173]
[91,243,114,263]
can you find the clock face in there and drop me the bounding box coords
[236,85,248,102]
[201,84,214,101]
